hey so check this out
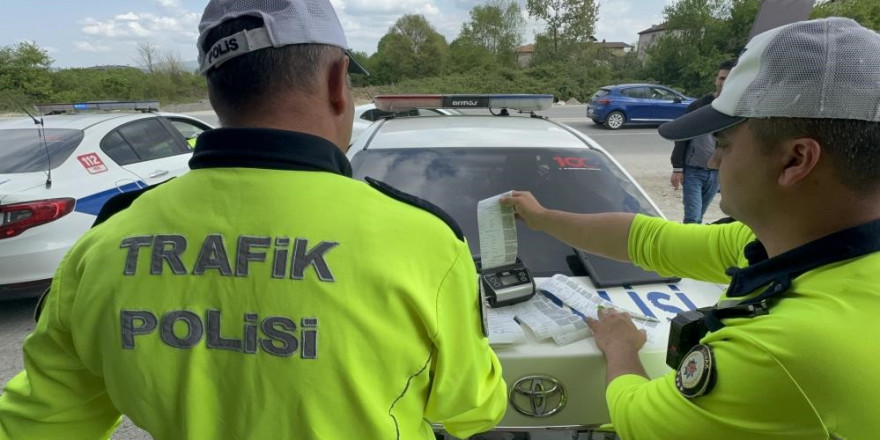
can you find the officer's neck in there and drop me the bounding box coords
[750,191,880,258]
[219,97,347,152]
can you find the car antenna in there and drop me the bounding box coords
[21,105,52,188]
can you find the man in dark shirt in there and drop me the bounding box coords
[670,59,737,223]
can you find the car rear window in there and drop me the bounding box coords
[591,89,611,100]
[0,129,84,173]
[351,148,661,277]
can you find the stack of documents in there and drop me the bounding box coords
[486,274,662,346]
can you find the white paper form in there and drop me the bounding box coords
[486,303,526,345]
[515,293,591,345]
[477,191,518,270]
[539,274,662,341]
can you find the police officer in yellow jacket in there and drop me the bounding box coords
[0,1,507,439]
[503,18,880,440]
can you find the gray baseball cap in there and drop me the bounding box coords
[659,17,880,141]
[197,0,369,75]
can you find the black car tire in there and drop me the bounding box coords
[604,111,625,130]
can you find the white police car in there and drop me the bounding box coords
[0,101,212,299]
[347,95,726,436]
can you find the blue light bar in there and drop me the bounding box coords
[36,100,160,114]
[374,94,553,112]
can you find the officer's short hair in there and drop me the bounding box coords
[200,15,344,116]
[749,118,880,194]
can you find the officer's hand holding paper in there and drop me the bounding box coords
[477,192,662,347]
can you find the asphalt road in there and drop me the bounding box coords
[0,104,704,440]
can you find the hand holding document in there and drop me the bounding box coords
[477,193,660,345]
[477,191,518,270]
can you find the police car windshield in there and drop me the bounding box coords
[0,129,84,173]
[351,148,661,277]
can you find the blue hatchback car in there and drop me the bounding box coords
[587,84,695,130]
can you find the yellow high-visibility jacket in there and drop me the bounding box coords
[608,215,880,440]
[0,128,507,440]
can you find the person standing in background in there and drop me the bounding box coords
[670,59,737,223]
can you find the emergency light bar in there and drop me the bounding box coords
[35,100,160,114]
[374,94,553,112]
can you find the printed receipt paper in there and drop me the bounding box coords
[476,191,526,344]
[476,191,518,270]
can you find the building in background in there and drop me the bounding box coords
[637,23,672,62]
[515,44,535,67]
[594,40,633,56]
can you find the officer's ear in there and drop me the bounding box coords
[326,55,350,118]
[777,136,821,188]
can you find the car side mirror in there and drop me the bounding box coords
[673,97,682,103]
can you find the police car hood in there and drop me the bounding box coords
[492,274,724,429]
[0,172,47,204]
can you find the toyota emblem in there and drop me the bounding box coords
[509,375,566,417]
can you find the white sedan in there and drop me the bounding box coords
[347,95,725,436]
[0,102,212,299]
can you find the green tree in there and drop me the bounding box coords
[448,39,495,74]
[812,0,880,30]
[526,0,599,54]
[371,14,449,84]
[643,0,760,96]
[0,41,54,104]
[374,32,418,84]
[458,0,525,66]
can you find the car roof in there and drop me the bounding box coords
[607,83,673,89]
[0,112,186,131]
[362,115,591,150]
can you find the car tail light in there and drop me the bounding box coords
[0,198,76,239]
[597,98,611,105]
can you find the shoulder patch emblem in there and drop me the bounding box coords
[675,344,717,398]
[365,177,464,241]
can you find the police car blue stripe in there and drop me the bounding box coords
[75,182,145,216]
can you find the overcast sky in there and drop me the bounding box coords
[1,0,672,69]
